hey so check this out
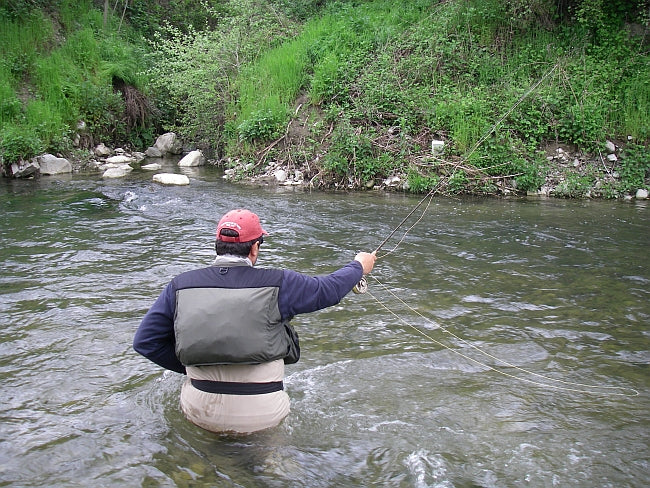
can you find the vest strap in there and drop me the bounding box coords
[190,378,284,395]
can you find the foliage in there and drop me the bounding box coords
[1,0,649,197]
[0,0,152,170]
[145,0,297,153]
[0,125,44,163]
[617,143,650,194]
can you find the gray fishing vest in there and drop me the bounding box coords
[174,280,299,366]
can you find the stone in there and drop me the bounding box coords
[636,188,649,200]
[102,167,130,178]
[605,140,616,153]
[141,163,162,171]
[274,169,287,183]
[106,155,135,164]
[178,150,205,167]
[10,160,40,178]
[153,173,190,185]
[145,146,163,158]
[94,143,111,157]
[384,175,401,187]
[606,154,617,162]
[154,132,183,155]
[38,154,72,175]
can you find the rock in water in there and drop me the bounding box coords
[153,173,190,185]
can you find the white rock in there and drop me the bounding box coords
[636,188,649,200]
[606,153,617,162]
[178,150,205,167]
[141,163,162,171]
[106,155,134,164]
[102,167,130,178]
[154,132,183,155]
[605,140,616,153]
[384,175,401,187]
[274,169,287,183]
[11,160,40,178]
[153,173,190,185]
[37,154,72,175]
[94,143,111,157]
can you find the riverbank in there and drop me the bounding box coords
[9,133,647,202]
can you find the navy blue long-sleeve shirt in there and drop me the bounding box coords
[133,260,363,374]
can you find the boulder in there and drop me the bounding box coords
[636,188,649,200]
[105,155,135,164]
[10,160,40,178]
[153,173,190,185]
[177,150,205,167]
[94,143,112,157]
[153,132,183,155]
[145,146,162,158]
[38,154,72,175]
[102,166,132,178]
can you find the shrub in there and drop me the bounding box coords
[617,143,650,194]
[0,125,44,163]
[237,109,285,143]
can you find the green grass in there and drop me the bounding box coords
[0,1,150,166]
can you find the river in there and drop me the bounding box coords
[0,164,648,487]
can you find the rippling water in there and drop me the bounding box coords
[1,166,648,487]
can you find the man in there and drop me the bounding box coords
[133,208,376,434]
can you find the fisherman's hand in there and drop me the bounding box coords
[354,251,376,275]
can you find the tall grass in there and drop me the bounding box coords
[232,0,430,143]
[0,0,148,166]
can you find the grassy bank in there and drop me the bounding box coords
[223,0,649,197]
[1,0,648,198]
[0,0,152,166]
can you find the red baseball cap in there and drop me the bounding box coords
[216,209,269,243]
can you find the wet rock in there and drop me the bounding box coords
[145,147,163,158]
[37,154,72,175]
[178,150,205,167]
[142,163,162,171]
[152,132,183,155]
[636,188,649,200]
[153,173,190,185]
[102,166,132,178]
[106,155,135,164]
[10,160,40,178]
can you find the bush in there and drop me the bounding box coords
[0,125,44,163]
[237,109,285,143]
[618,143,650,194]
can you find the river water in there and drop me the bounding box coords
[1,163,648,487]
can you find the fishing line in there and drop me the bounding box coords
[367,276,639,397]
[359,62,638,397]
[373,63,560,258]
